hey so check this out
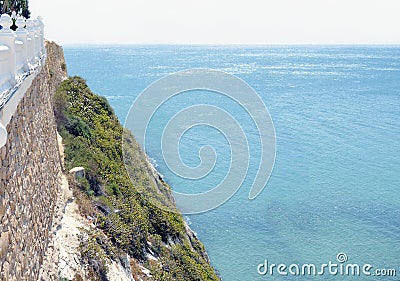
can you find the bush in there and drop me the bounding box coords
[77,177,93,196]
[66,115,92,139]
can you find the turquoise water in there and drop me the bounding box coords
[64,46,400,280]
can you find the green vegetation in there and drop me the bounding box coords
[54,76,220,281]
[0,0,30,18]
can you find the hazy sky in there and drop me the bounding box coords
[30,0,400,45]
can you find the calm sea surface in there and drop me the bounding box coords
[65,45,400,280]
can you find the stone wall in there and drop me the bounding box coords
[0,41,67,280]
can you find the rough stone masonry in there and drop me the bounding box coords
[0,41,67,280]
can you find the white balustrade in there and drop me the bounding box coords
[15,17,29,74]
[25,19,36,66]
[0,14,45,93]
[33,19,41,59]
[38,17,45,57]
[0,14,16,89]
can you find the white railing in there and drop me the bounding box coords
[0,14,45,105]
[0,14,46,147]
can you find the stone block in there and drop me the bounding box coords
[0,231,10,258]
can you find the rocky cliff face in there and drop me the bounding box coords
[51,76,220,280]
[0,41,67,280]
[0,42,219,280]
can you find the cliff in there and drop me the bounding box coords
[0,42,219,280]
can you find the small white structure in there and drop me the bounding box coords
[69,167,85,180]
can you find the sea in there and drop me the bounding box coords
[64,45,400,281]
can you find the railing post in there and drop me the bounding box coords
[0,121,6,148]
[25,18,36,67]
[33,19,41,60]
[0,14,17,86]
[15,17,29,73]
[37,16,45,57]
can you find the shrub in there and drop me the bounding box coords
[66,115,92,139]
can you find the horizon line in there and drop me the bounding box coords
[59,42,400,48]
